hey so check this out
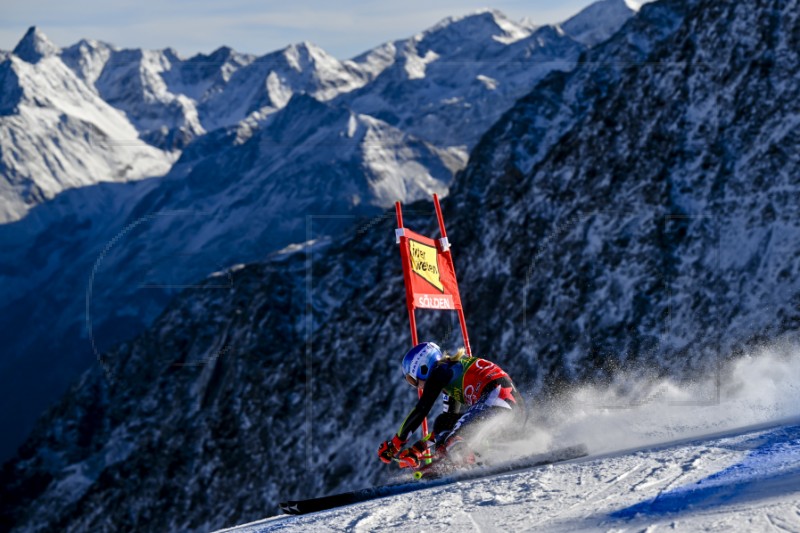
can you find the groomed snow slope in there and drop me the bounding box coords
[219,349,800,533]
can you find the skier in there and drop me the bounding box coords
[378,342,526,469]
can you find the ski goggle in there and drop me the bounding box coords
[405,367,429,387]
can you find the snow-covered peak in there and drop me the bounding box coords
[169,46,254,99]
[560,0,636,46]
[86,46,206,149]
[426,8,504,32]
[196,40,370,129]
[60,38,115,85]
[339,8,585,150]
[416,9,535,49]
[58,42,259,149]
[282,41,331,71]
[491,10,540,44]
[13,26,59,64]
[206,45,234,58]
[518,16,539,31]
[186,45,251,78]
[162,47,182,62]
[282,41,367,99]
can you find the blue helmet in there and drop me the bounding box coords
[402,342,442,386]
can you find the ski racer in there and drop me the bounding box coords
[378,342,526,469]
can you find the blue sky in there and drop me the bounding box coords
[0,0,636,59]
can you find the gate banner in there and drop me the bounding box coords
[398,228,462,311]
[394,194,471,357]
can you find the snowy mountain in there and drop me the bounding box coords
[197,42,370,131]
[0,4,619,465]
[59,38,115,85]
[0,27,173,223]
[91,47,207,149]
[69,40,372,149]
[3,0,799,530]
[59,38,370,150]
[338,10,586,154]
[60,40,254,150]
[11,26,59,63]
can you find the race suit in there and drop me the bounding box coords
[397,357,526,449]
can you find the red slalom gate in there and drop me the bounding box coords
[394,194,472,438]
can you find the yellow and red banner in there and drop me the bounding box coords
[398,228,461,311]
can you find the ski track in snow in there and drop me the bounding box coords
[220,419,800,532]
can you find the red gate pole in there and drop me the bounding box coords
[395,201,428,439]
[395,202,419,346]
[433,194,472,356]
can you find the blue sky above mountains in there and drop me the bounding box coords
[0,0,644,59]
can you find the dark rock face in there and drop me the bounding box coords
[3,0,800,531]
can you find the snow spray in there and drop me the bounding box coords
[515,343,800,459]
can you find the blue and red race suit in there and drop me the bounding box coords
[397,357,526,444]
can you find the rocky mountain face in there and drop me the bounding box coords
[451,0,800,389]
[4,0,798,531]
[0,4,634,464]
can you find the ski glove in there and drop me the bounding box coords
[397,439,430,469]
[378,434,407,464]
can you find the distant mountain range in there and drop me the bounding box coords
[0,2,635,465]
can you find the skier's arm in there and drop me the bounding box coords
[396,365,452,441]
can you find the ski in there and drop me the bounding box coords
[280,444,588,515]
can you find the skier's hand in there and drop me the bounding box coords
[397,440,429,469]
[378,435,406,464]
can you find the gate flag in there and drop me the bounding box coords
[394,194,471,357]
[399,228,462,311]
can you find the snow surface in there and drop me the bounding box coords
[218,348,800,532]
